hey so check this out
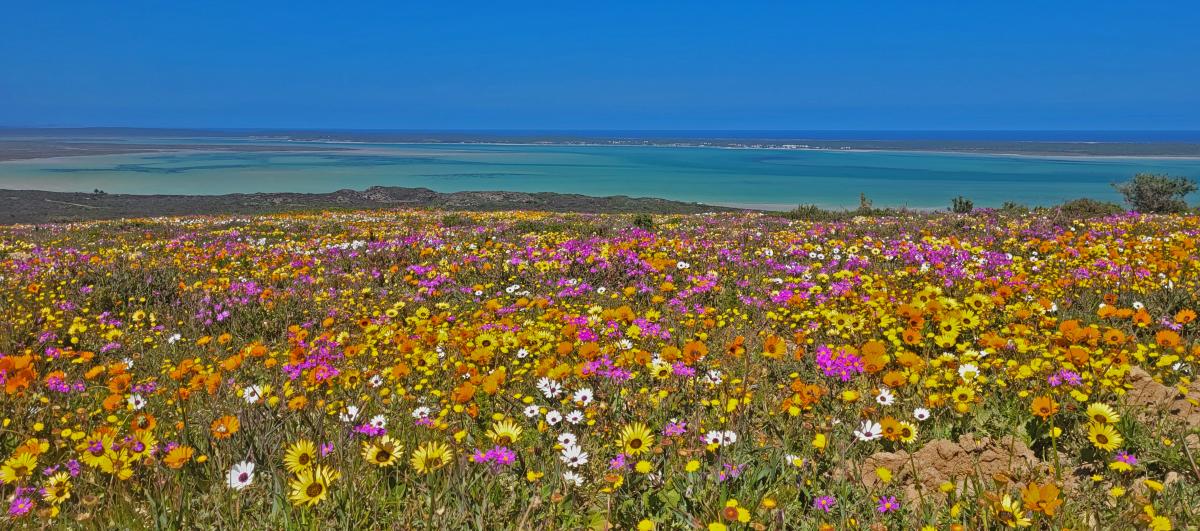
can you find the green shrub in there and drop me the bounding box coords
[1113,173,1197,213]
[1056,198,1125,219]
[632,213,655,231]
[950,196,974,213]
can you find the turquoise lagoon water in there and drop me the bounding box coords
[2,141,1200,209]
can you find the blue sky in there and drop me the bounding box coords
[2,1,1198,130]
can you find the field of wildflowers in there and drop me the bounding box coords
[1,208,1198,529]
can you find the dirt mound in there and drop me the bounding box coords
[1125,366,1200,429]
[835,435,1044,504]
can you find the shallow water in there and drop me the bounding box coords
[2,140,1199,209]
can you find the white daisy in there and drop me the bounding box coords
[854,420,883,442]
[369,414,387,429]
[573,388,594,407]
[339,405,360,423]
[537,377,563,399]
[127,394,146,410]
[565,410,584,425]
[562,471,584,486]
[913,408,931,422]
[545,410,562,426]
[227,461,255,490]
[559,445,589,468]
[523,405,541,418]
[243,385,263,404]
[875,387,895,406]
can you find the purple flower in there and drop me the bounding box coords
[877,495,899,513]
[609,453,628,470]
[814,345,863,382]
[663,421,687,437]
[813,495,836,512]
[8,496,32,517]
[1115,451,1138,466]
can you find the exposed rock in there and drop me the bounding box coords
[1125,366,1200,429]
[835,435,1044,504]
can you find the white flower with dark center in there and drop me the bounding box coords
[537,377,563,399]
[243,385,263,404]
[340,405,360,423]
[572,388,594,406]
[704,369,724,385]
[523,405,541,418]
[562,471,584,486]
[721,430,738,445]
[565,410,584,424]
[227,461,255,490]
[875,387,895,406]
[411,406,432,419]
[559,445,589,468]
[128,394,146,410]
[545,410,562,426]
[677,261,690,270]
[557,433,577,448]
[704,431,724,445]
[854,420,883,442]
[913,408,931,422]
[369,415,387,430]
[368,374,383,388]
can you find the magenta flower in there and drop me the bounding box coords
[877,495,899,513]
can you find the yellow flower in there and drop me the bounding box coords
[284,439,317,473]
[685,460,701,472]
[617,423,654,456]
[487,419,524,445]
[42,472,72,504]
[361,436,402,467]
[635,460,653,474]
[1088,423,1123,452]
[637,519,656,530]
[99,449,135,480]
[410,441,453,474]
[288,465,339,507]
[0,452,37,484]
[1086,403,1120,425]
[812,433,827,450]
[875,467,892,484]
[996,494,1031,528]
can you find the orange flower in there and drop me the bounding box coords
[163,446,195,469]
[1031,395,1059,420]
[1021,481,1063,516]
[1175,308,1197,324]
[880,416,902,441]
[210,415,240,440]
[1155,329,1181,348]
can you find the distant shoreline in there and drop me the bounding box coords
[5,129,1200,159]
[5,139,1200,165]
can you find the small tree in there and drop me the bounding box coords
[950,196,974,214]
[1113,173,1197,213]
[632,213,654,231]
[858,192,873,212]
